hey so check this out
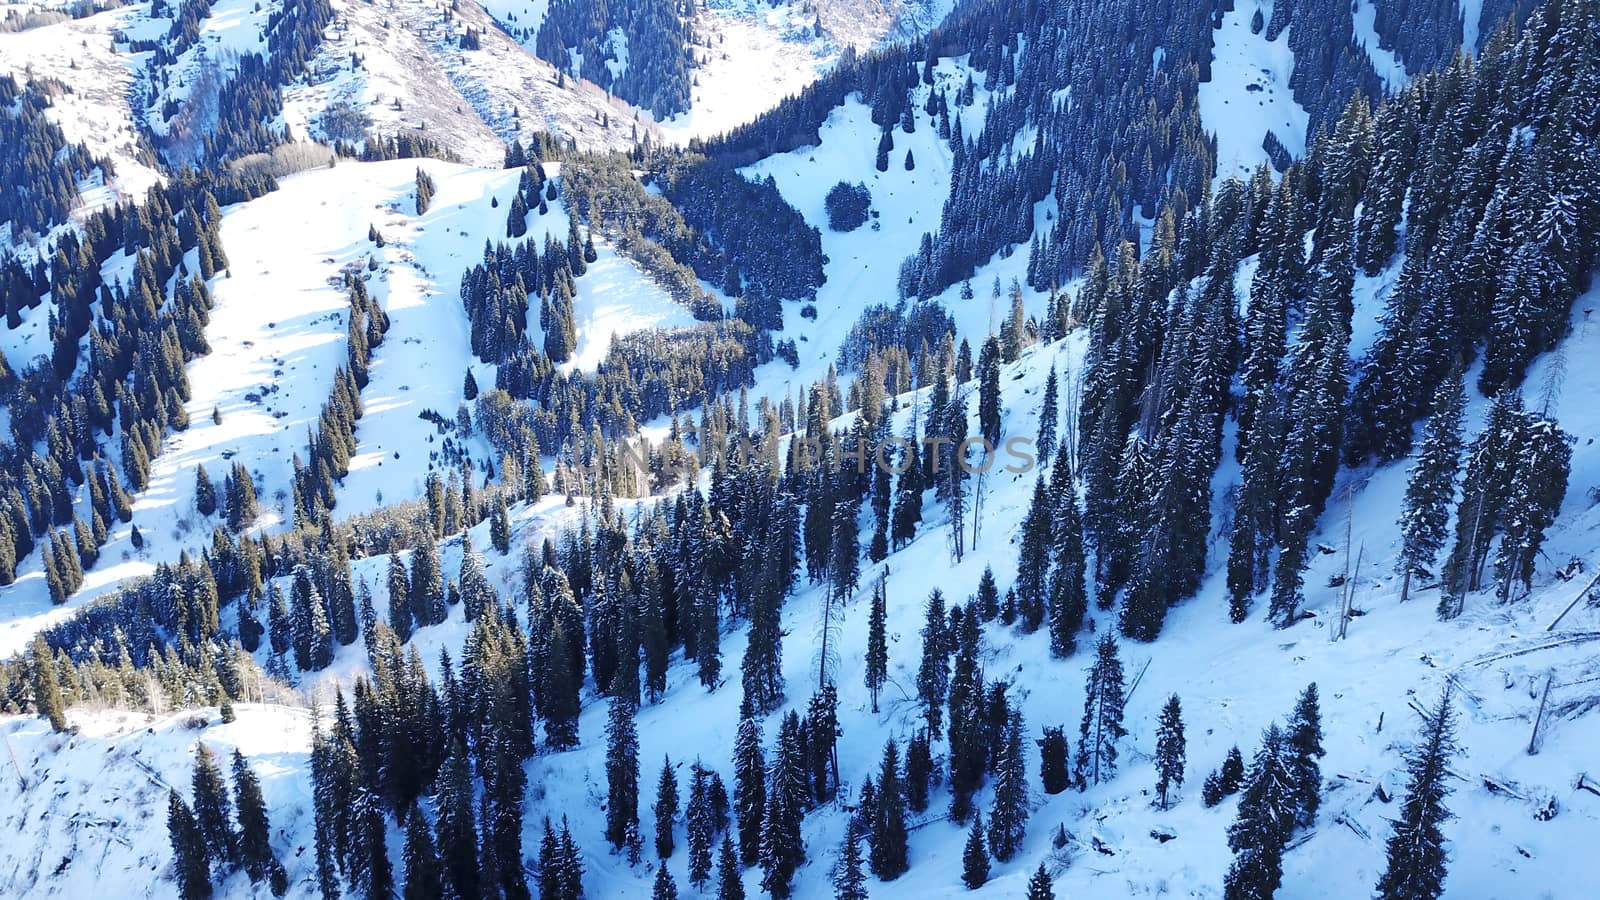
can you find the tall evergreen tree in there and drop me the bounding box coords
[1374,687,1458,900]
[733,713,766,866]
[760,712,808,898]
[1026,863,1055,900]
[1154,694,1186,810]
[167,790,213,900]
[1076,633,1126,787]
[868,739,908,880]
[864,574,888,713]
[833,818,868,900]
[231,750,280,884]
[1396,373,1464,604]
[987,710,1028,862]
[607,698,641,850]
[402,806,443,900]
[655,755,680,859]
[915,589,948,733]
[191,743,239,868]
[1223,725,1296,900]
[1286,683,1325,827]
[961,813,988,889]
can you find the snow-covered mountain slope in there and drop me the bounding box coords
[0,3,165,238]
[4,274,1597,898]
[282,0,653,166]
[655,0,952,144]
[0,157,688,656]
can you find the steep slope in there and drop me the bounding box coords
[0,157,689,656]
[282,0,653,166]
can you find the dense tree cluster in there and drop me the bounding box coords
[0,76,104,236]
[535,0,697,118]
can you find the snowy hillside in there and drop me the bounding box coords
[0,157,688,655]
[282,0,653,165]
[2,0,1598,899]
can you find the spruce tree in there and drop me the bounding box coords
[1286,683,1325,827]
[718,835,745,900]
[1396,373,1464,604]
[1374,687,1458,900]
[1222,726,1296,900]
[1027,862,1055,899]
[864,575,888,713]
[961,813,988,889]
[1015,476,1053,631]
[688,765,717,887]
[231,750,279,884]
[607,697,641,850]
[987,710,1028,861]
[904,730,933,813]
[1040,725,1070,794]
[1076,632,1126,787]
[167,790,212,900]
[868,739,908,880]
[833,818,868,900]
[916,589,948,733]
[1038,365,1059,466]
[1154,694,1186,810]
[30,635,67,732]
[760,712,808,898]
[402,806,443,900]
[653,864,678,900]
[191,743,239,868]
[435,744,480,900]
[733,713,766,866]
[655,755,679,859]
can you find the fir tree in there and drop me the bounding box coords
[916,589,948,733]
[760,712,808,898]
[30,635,67,731]
[191,743,239,868]
[987,711,1028,861]
[1040,725,1071,794]
[868,739,908,880]
[1396,374,1464,604]
[904,730,933,813]
[1027,862,1055,899]
[1154,694,1186,809]
[1223,726,1296,900]
[1076,632,1126,787]
[833,819,868,900]
[864,575,888,713]
[1038,366,1059,466]
[402,806,443,900]
[718,836,745,900]
[168,790,212,900]
[653,864,678,900]
[688,765,717,886]
[1286,683,1325,827]
[1374,687,1458,900]
[435,744,481,900]
[733,713,766,866]
[961,813,989,889]
[607,697,641,850]
[231,750,279,884]
[655,755,679,859]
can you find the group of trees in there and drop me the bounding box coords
[1220,685,1325,899]
[535,0,697,118]
[167,744,288,899]
[0,75,104,237]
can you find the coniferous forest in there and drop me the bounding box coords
[0,0,1598,897]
